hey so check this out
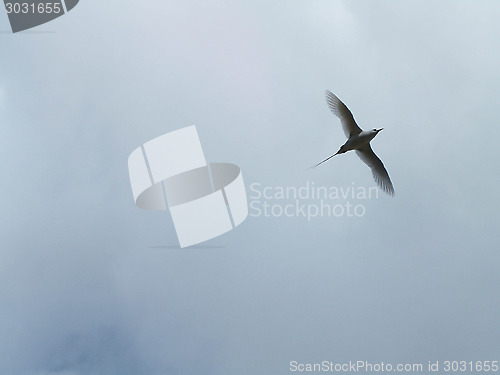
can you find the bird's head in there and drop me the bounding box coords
[372,128,383,135]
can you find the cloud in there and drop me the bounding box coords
[1,0,500,374]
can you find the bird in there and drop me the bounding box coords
[311,91,395,196]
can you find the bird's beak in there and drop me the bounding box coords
[377,128,384,132]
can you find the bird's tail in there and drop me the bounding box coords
[308,151,340,169]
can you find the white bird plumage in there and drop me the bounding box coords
[312,91,395,196]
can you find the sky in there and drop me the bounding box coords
[1,1,499,374]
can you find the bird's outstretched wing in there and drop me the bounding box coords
[325,90,362,138]
[355,144,395,196]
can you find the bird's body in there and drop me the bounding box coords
[312,91,395,196]
[339,130,379,152]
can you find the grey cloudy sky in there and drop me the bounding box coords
[1,1,499,374]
